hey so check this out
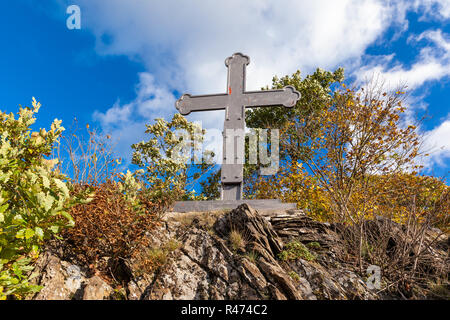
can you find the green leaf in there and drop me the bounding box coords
[34,227,44,240]
[59,211,73,222]
[0,203,8,214]
[49,226,59,234]
[42,175,50,189]
[25,228,35,239]
[12,214,25,225]
[0,203,8,222]
[15,229,25,239]
[37,192,54,211]
[54,178,69,198]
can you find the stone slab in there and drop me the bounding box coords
[171,199,297,213]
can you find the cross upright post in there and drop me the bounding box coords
[176,53,300,201]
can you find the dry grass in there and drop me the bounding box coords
[168,210,228,229]
[245,251,260,263]
[339,216,449,298]
[131,238,181,277]
[229,229,246,252]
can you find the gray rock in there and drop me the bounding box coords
[83,275,113,300]
[30,204,447,300]
[32,253,86,300]
[31,253,113,300]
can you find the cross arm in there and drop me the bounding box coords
[175,93,228,115]
[242,85,301,108]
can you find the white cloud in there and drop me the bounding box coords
[353,28,450,171]
[356,29,450,89]
[77,0,399,161]
[93,72,176,128]
[413,0,450,20]
[134,73,176,118]
[92,72,176,163]
[93,101,132,126]
[76,0,399,93]
[422,118,450,169]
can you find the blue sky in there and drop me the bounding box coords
[1,0,449,181]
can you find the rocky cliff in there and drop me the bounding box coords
[30,204,448,300]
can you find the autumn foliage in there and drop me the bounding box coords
[247,77,449,296]
[250,80,448,226]
[61,182,159,279]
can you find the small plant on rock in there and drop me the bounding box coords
[229,229,245,252]
[278,241,316,262]
[132,238,181,276]
[289,271,301,283]
[306,241,321,250]
[245,251,260,263]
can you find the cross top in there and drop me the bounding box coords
[176,53,299,116]
[175,53,301,200]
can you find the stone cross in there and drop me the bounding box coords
[176,53,301,201]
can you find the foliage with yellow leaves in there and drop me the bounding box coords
[0,99,92,299]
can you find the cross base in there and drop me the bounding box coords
[221,183,243,201]
[171,199,296,213]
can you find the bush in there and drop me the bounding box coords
[131,114,215,207]
[61,178,159,280]
[55,115,204,282]
[0,99,89,299]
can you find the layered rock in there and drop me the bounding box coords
[30,204,448,300]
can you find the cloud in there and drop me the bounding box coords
[421,117,450,171]
[353,28,450,172]
[92,72,176,163]
[75,0,401,93]
[94,72,176,123]
[93,101,132,127]
[413,0,450,21]
[71,0,450,92]
[77,0,400,161]
[356,29,450,89]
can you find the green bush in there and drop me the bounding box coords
[131,114,215,206]
[0,99,90,299]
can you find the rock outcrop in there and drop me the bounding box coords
[30,204,448,300]
[32,252,113,300]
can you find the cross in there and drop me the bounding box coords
[175,52,301,201]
